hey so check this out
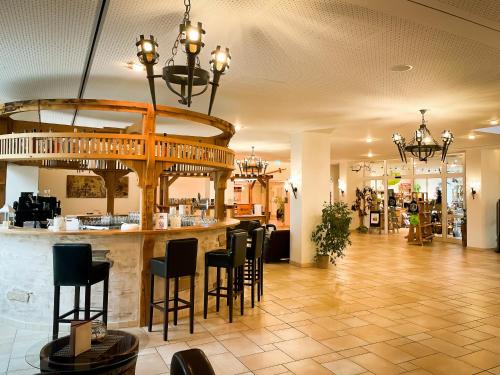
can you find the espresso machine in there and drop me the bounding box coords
[13,192,61,228]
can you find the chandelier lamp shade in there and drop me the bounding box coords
[236,147,269,175]
[135,0,231,114]
[392,109,454,163]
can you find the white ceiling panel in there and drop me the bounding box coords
[0,0,100,112]
[1,0,499,160]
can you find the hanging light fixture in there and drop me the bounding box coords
[236,147,269,175]
[135,0,231,114]
[392,109,453,163]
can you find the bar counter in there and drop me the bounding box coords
[0,219,239,329]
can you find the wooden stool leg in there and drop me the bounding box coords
[148,274,154,332]
[189,276,195,334]
[173,277,179,326]
[74,286,80,320]
[53,286,60,340]
[84,285,91,320]
[203,263,208,319]
[228,267,233,323]
[216,266,221,312]
[163,277,170,341]
[103,277,109,326]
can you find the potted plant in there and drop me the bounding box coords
[461,209,467,247]
[311,202,352,268]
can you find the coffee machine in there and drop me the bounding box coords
[13,192,61,228]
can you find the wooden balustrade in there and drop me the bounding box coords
[0,132,234,170]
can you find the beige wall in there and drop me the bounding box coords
[38,169,141,216]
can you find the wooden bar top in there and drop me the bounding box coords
[0,219,240,236]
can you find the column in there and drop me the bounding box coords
[466,149,500,249]
[290,132,331,266]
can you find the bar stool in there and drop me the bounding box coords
[148,238,198,341]
[244,227,264,307]
[203,231,247,323]
[52,243,110,340]
[170,349,215,375]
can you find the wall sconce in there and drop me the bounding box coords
[338,179,346,197]
[285,178,298,199]
[471,187,477,200]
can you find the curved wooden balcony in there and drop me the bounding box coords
[0,132,234,170]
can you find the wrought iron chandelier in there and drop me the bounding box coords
[236,147,269,175]
[392,109,453,163]
[135,0,231,115]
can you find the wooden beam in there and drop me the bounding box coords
[213,170,231,220]
[93,169,130,214]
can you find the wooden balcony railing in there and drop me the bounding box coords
[0,132,234,170]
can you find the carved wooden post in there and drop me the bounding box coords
[94,169,129,215]
[0,118,13,208]
[213,171,231,220]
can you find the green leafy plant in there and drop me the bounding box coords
[311,202,352,264]
[409,214,420,226]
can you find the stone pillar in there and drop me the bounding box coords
[290,132,331,266]
[466,149,500,249]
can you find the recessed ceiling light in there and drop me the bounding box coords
[366,137,373,143]
[390,64,413,72]
[234,124,242,131]
[367,151,373,158]
[490,120,498,126]
[468,134,476,140]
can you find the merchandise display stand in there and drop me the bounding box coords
[408,192,434,246]
[388,207,399,233]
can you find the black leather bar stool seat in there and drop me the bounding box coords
[204,231,247,323]
[148,238,198,341]
[244,227,264,307]
[170,349,215,375]
[52,243,110,340]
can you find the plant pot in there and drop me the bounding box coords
[461,223,467,247]
[317,255,330,269]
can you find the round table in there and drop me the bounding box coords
[26,330,139,374]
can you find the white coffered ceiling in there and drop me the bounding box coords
[0,0,499,161]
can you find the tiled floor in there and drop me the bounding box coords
[2,232,500,374]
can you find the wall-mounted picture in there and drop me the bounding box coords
[370,210,381,227]
[66,175,129,198]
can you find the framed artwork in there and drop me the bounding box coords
[370,211,381,227]
[66,175,129,198]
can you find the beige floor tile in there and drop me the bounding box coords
[313,352,343,364]
[322,335,369,351]
[260,343,278,351]
[207,352,249,375]
[347,325,400,343]
[364,342,415,364]
[419,337,471,357]
[489,365,500,375]
[188,340,227,356]
[284,358,334,374]
[322,358,366,375]
[406,315,455,330]
[253,364,289,375]
[274,336,331,360]
[243,328,282,346]
[475,324,500,337]
[273,327,306,340]
[386,323,429,336]
[428,329,476,346]
[239,349,294,371]
[296,323,339,340]
[397,342,437,358]
[457,328,494,341]
[474,336,500,353]
[135,352,169,375]
[350,353,404,375]
[459,349,500,370]
[156,342,190,364]
[338,347,368,358]
[220,336,263,357]
[412,353,481,375]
